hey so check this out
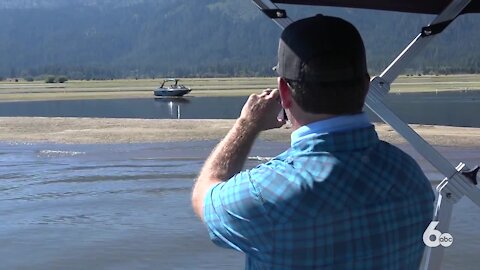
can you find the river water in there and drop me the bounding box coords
[0,90,479,127]
[1,140,479,269]
[1,90,479,269]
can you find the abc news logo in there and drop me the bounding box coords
[423,221,453,248]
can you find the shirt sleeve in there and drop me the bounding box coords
[203,169,272,258]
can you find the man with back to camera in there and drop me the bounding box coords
[192,15,435,269]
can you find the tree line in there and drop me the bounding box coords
[1,0,480,80]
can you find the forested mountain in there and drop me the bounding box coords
[1,0,479,79]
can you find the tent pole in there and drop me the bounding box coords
[367,2,477,268]
[252,0,293,28]
[251,1,479,269]
[380,0,472,83]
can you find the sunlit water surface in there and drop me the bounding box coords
[0,141,479,269]
[0,90,479,127]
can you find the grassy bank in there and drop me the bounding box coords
[1,74,479,102]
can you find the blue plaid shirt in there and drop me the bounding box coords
[204,113,435,269]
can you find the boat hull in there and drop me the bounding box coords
[153,88,191,97]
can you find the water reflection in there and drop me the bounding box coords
[154,97,191,104]
[0,91,479,126]
[154,97,191,119]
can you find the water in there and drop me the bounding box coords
[0,141,277,270]
[0,96,247,120]
[0,141,479,269]
[0,90,479,268]
[0,90,479,127]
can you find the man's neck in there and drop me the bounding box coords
[291,112,336,131]
[290,112,371,146]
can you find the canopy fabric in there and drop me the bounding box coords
[271,0,480,14]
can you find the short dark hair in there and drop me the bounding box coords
[286,75,369,115]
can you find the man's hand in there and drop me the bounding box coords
[192,88,286,221]
[239,89,286,132]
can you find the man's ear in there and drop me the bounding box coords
[278,77,292,109]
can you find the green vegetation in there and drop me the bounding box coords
[45,76,56,83]
[57,76,68,83]
[44,75,69,83]
[0,75,478,102]
[0,1,479,80]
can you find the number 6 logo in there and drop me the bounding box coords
[423,221,453,248]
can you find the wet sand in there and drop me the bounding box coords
[0,117,478,146]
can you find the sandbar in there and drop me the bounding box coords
[0,117,478,147]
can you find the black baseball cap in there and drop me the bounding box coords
[275,15,367,83]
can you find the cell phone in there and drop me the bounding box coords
[278,108,288,121]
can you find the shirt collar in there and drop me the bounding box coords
[291,113,372,147]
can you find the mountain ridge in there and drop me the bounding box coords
[1,0,479,79]
[0,0,149,9]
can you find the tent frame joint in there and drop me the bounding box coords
[262,8,288,18]
[421,20,454,37]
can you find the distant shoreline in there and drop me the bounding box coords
[0,117,478,147]
[1,75,479,102]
